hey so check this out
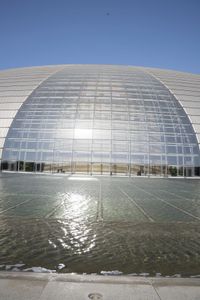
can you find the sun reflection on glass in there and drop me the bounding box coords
[74,128,92,139]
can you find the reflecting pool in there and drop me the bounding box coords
[0,173,200,276]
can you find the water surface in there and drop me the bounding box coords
[0,173,200,276]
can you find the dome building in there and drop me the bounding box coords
[0,64,200,177]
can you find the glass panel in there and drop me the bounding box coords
[2,65,200,177]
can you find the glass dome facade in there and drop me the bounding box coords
[1,65,200,177]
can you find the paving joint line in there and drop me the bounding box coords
[44,201,65,218]
[158,187,200,200]
[119,188,155,222]
[157,188,196,202]
[0,198,36,214]
[96,180,103,221]
[131,181,200,221]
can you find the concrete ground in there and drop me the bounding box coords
[0,272,200,300]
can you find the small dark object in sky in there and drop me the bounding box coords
[106,12,110,16]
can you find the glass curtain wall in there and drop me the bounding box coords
[2,65,200,176]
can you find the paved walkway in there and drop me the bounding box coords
[0,272,200,299]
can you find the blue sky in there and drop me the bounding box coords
[0,0,199,73]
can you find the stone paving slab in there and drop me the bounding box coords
[150,277,200,300]
[0,278,47,300]
[0,272,200,300]
[39,281,159,300]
